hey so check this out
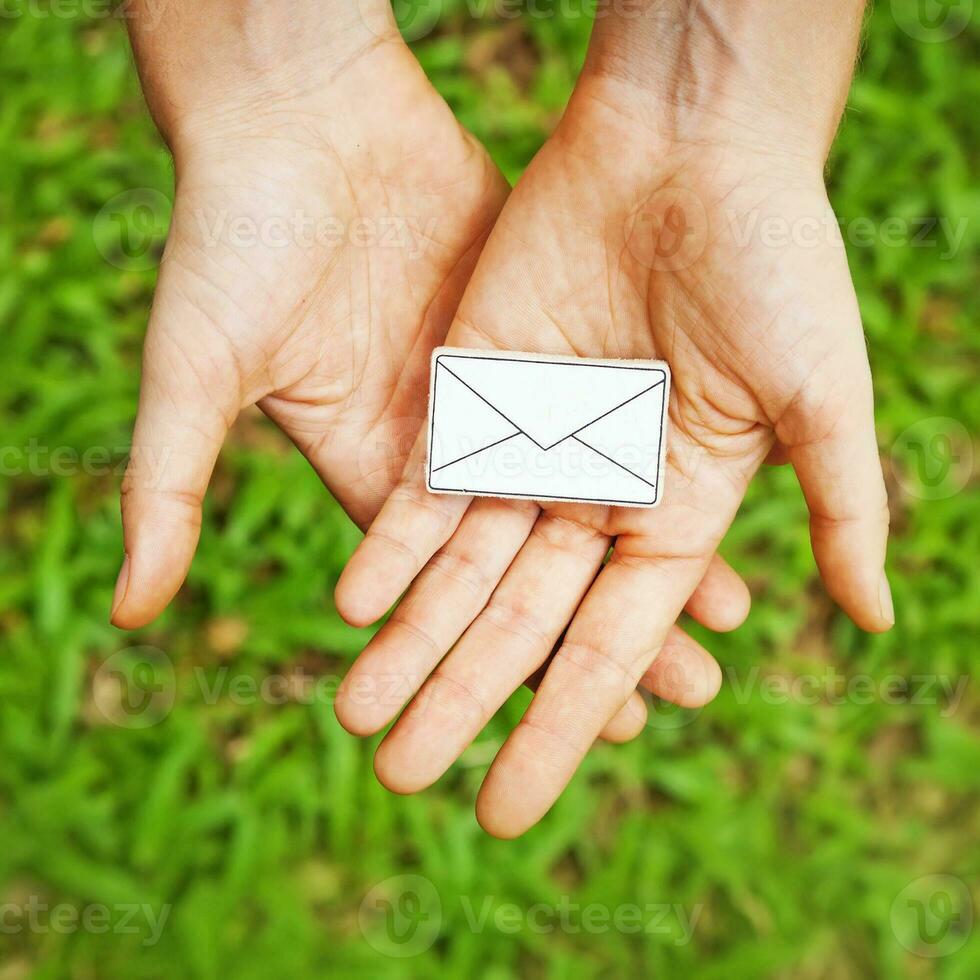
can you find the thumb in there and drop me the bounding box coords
[111,276,240,629]
[778,359,893,633]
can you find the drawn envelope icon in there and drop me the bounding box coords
[426,348,670,507]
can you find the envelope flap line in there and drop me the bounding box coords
[556,380,665,450]
[431,431,522,473]
[570,436,658,490]
[437,362,543,447]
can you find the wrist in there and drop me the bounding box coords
[126,0,400,152]
[576,0,866,166]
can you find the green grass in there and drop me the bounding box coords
[1,3,979,977]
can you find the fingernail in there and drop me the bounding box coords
[878,571,894,627]
[111,554,131,623]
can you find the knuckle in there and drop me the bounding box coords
[532,513,608,554]
[120,481,203,524]
[388,482,456,534]
[427,549,494,598]
[776,366,868,448]
[518,713,588,759]
[385,615,441,658]
[414,671,488,728]
[558,640,639,690]
[610,541,708,568]
[367,528,424,568]
[809,494,892,531]
[481,594,551,649]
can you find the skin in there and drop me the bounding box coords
[336,1,893,837]
[112,3,750,740]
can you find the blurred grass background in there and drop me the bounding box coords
[1,1,978,977]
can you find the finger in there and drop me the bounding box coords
[597,693,649,742]
[373,511,610,795]
[600,624,723,740]
[637,625,723,707]
[602,556,744,741]
[525,661,649,744]
[475,453,749,837]
[779,369,893,632]
[111,274,239,630]
[683,554,750,632]
[335,432,471,628]
[334,497,538,736]
[475,553,710,837]
[527,549,747,739]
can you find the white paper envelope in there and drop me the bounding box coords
[426,348,670,507]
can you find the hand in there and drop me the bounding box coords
[335,72,892,836]
[110,2,747,739]
[110,6,508,627]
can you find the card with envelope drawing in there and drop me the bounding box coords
[426,348,670,508]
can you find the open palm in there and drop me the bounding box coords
[336,90,892,837]
[111,40,507,628]
[112,30,748,743]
